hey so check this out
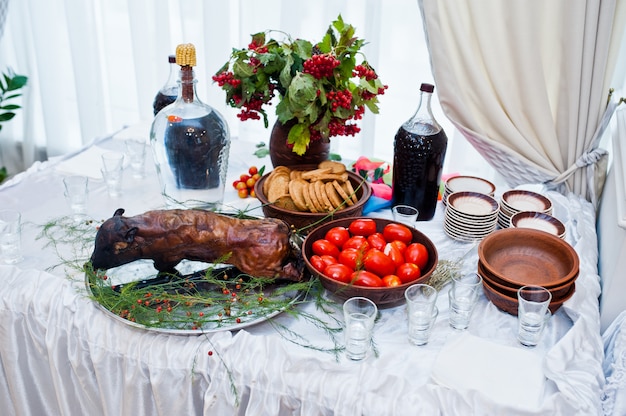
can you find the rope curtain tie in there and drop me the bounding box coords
[547,148,608,186]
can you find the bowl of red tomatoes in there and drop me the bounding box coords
[302,217,439,307]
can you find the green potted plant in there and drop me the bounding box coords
[213,15,387,166]
[0,68,28,183]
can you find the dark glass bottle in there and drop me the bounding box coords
[150,44,230,209]
[152,55,179,115]
[391,83,448,221]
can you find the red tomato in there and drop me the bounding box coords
[323,263,353,283]
[351,270,384,287]
[338,248,361,270]
[342,235,370,252]
[248,166,258,175]
[405,243,429,270]
[319,255,338,269]
[390,240,408,254]
[348,218,378,237]
[367,233,387,251]
[383,223,413,244]
[310,255,326,273]
[324,227,350,249]
[363,249,396,278]
[383,243,405,267]
[312,239,340,258]
[396,263,421,284]
[382,275,402,287]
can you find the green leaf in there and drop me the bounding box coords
[7,75,27,91]
[0,112,16,122]
[329,153,342,161]
[0,104,20,110]
[287,123,310,156]
[276,96,295,123]
[279,54,294,90]
[254,148,270,158]
[233,58,255,78]
[251,32,266,46]
[292,39,313,60]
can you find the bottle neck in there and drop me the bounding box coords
[178,66,196,103]
[406,90,441,133]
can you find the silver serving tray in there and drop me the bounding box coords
[85,259,302,335]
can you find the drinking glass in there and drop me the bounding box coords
[392,205,419,227]
[448,273,482,330]
[124,138,147,179]
[343,297,378,360]
[517,285,552,347]
[63,175,88,220]
[405,283,438,346]
[101,152,124,197]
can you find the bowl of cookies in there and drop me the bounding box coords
[254,161,372,233]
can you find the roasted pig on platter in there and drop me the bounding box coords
[89,208,303,281]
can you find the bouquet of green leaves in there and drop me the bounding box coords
[213,15,387,155]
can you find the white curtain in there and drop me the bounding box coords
[418,0,626,205]
[0,0,467,178]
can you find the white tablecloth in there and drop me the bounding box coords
[0,127,608,415]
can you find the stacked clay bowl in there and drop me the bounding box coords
[255,163,371,233]
[302,217,438,307]
[477,228,579,315]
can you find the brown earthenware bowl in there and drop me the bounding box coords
[255,169,371,234]
[302,217,438,307]
[478,262,576,300]
[482,276,574,316]
[478,228,579,289]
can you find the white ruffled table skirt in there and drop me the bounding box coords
[0,129,613,415]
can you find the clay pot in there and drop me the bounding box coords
[269,120,330,168]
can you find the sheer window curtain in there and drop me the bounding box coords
[0,0,487,181]
[418,0,626,206]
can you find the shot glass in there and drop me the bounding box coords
[343,297,378,361]
[392,205,419,227]
[124,138,147,179]
[405,283,438,346]
[517,285,552,347]
[448,273,482,330]
[63,175,88,220]
[101,152,124,197]
[0,209,23,264]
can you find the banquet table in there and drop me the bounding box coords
[0,125,616,415]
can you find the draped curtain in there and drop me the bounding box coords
[0,0,457,178]
[418,0,626,205]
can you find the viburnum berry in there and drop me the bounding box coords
[303,53,340,79]
[353,64,378,81]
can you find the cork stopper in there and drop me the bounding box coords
[175,44,196,67]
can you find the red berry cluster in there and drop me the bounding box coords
[303,54,341,79]
[236,89,274,121]
[353,64,378,81]
[248,40,268,54]
[361,85,388,101]
[212,71,241,88]
[326,89,353,112]
[328,118,361,137]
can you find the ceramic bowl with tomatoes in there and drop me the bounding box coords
[302,217,439,307]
